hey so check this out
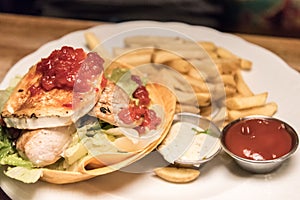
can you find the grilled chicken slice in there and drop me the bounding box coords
[1,49,104,130]
[1,64,74,129]
[16,126,75,167]
[91,81,131,126]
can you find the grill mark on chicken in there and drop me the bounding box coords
[91,81,130,125]
[1,65,76,129]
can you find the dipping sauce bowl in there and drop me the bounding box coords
[221,116,299,173]
[158,112,221,167]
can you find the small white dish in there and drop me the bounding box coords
[158,112,221,167]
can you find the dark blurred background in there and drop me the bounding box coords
[1,0,300,37]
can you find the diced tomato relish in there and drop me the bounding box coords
[30,46,104,96]
[118,84,161,134]
[36,46,86,92]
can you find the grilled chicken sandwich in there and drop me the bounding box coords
[0,46,176,184]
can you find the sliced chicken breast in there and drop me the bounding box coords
[1,49,104,130]
[16,126,75,167]
[91,81,130,126]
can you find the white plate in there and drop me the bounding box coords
[1,21,300,200]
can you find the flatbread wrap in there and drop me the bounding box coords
[0,46,176,184]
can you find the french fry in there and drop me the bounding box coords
[188,72,220,94]
[113,47,154,56]
[165,59,192,74]
[174,50,208,60]
[84,32,100,50]
[198,41,217,52]
[183,73,204,86]
[183,75,210,93]
[227,102,278,121]
[196,92,211,106]
[240,58,252,70]
[221,74,236,87]
[154,167,200,183]
[158,68,194,93]
[216,47,237,59]
[215,58,240,74]
[234,70,254,96]
[200,105,212,117]
[174,90,198,105]
[152,50,179,63]
[188,59,219,80]
[153,49,208,63]
[152,43,207,53]
[124,36,186,47]
[87,34,279,130]
[176,103,200,114]
[210,87,226,101]
[225,85,237,97]
[116,50,152,66]
[206,51,219,59]
[187,67,206,81]
[226,92,268,110]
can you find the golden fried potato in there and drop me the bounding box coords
[154,167,200,183]
[226,92,268,110]
[228,102,278,121]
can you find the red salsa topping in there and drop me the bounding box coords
[30,46,104,96]
[100,75,108,89]
[133,85,150,106]
[224,118,293,160]
[73,52,104,93]
[35,46,86,92]
[118,84,161,134]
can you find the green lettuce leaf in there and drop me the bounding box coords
[0,75,21,111]
[4,166,42,184]
[108,68,147,98]
[0,127,14,159]
[108,67,129,82]
[78,123,119,154]
[0,126,39,182]
[0,127,33,168]
[0,154,33,168]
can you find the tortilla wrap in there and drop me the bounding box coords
[41,82,176,184]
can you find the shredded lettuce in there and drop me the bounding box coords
[0,127,16,160]
[78,121,120,153]
[63,119,121,167]
[116,71,139,97]
[0,77,44,183]
[0,153,33,168]
[0,90,12,111]
[0,75,21,110]
[107,67,129,83]
[0,127,33,167]
[0,128,14,160]
[0,126,41,183]
[4,166,42,184]
[108,68,147,98]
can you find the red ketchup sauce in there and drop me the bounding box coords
[224,118,293,161]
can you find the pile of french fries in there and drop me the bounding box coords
[84,32,278,183]
[85,33,278,127]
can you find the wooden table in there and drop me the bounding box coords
[0,13,300,200]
